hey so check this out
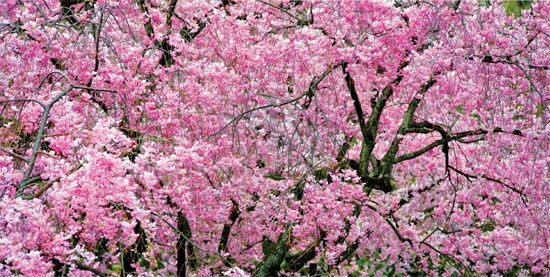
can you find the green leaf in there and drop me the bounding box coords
[264,172,285,181]
[535,103,544,118]
[470,112,481,122]
[107,264,123,275]
[481,221,495,232]
[513,114,525,121]
[456,104,464,114]
[351,136,359,146]
[504,0,533,17]
[138,257,150,268]
[389,178,397,190]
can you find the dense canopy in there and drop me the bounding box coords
[0,0,548,276]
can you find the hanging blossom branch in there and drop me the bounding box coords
[208,64,339,138]
[21,86,72,183]
[1,74,116,195]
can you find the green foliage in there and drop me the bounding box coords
[503,0,533,17]
[264,172,286,181]
[535,103,544,118]
[512,114,525,121]
[255,229,291,277]
[107,264,123,275]
[94,238,109,258]
[262,238,277,256]
[504,265,522,276]
[347,252,398,276]
[470,112,481,122]
[480,220,496,232]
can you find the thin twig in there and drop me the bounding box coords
[209,65,338,138]
[0,146,28,163]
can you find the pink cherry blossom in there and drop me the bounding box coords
[0,0,548,276]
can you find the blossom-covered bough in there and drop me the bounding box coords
[0,0,548,276]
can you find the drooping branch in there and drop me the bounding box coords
[75,262,107,277]
[166,0,179,28]
[140,0,234,66]
[21,86,72,183]
[87,6,109,113]
[136,0,154,38]
[153,211,238,271]
[447,165,528,205]
[6,82,116,194]
[59,0,96,28]
[210,64,338,138]
[20,163,82,200]
[0,98,46,109]
[158,0,179,66]
[177,211,196,277]
[336,136,353,162]
[301,63,340,109]
[331,204,364,268]
[122,221,149,274]
[474,54,547,101]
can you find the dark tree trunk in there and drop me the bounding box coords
[177,212,196,277]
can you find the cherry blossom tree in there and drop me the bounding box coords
[0,0,548,276]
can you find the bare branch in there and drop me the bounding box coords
[395,126,528,164]
[75,262,107,277]
[0,146,28,163]
[0,98,46,109]
[447,165,528,206]
[382,78,437,165]
[19,86,73,188]
[209,64,338,138]
[343,62,368,141]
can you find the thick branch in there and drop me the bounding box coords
[394,126,527,164]
[253,227,291,277]
[75,262,106,277]
[342,63,368,141]
[21,86,72,183]
[302,64,339,109]
[382,78,437,166]
[283,239,319,272]
[357,60,409,178]
[11,84,115,194]
[218,201,240,257]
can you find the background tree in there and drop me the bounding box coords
[0,0,548,276]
